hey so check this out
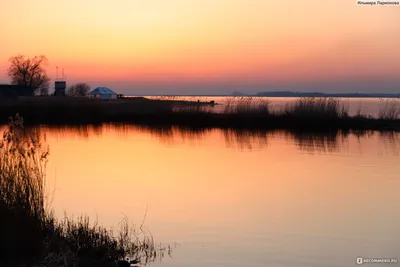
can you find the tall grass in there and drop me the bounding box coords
[224,97,270,114]
[283,97,348,118]
[0,115,163,266]
[378,99,400,120]
[0,114,48,262]
[173,104,214,113]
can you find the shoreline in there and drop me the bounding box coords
[5,113,400,132]
[0,96,399,131]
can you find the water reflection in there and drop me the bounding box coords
[33,124,400,155]
[284,130,341,153]
[31,124,104,139]
[34,123,399,267]
[222,129,269,150]
[379,132,400,156]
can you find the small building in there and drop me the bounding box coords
[87,87,118,100]
[55,81,66,97]
[0,84,32,99]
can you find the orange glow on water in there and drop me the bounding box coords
[40,125,400,266]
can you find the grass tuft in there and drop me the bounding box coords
[224,97,270,114]
[378,99,400,120]
[283,97,348,118]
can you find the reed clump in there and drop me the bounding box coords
[378,99,400,120]
[283,97,348,118]
[0,114,47,263]
[0,115,162,267]
[224,97,270,114]
[173,104,214,113]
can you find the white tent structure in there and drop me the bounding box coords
[87,87,118,100]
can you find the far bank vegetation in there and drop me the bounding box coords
[0,96,399,130]
[67,83,91,97]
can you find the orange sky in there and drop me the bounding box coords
[0,0,399,94]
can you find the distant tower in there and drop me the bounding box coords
[54,67,66,97]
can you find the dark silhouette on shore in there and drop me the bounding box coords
[66,82,91,97]
[0,84,32,99]
[0,97,398,131]
[7,55,50,96]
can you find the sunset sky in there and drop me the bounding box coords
[0,0,399,95]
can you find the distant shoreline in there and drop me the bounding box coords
[254,91,400,98]
[125,92,400,98]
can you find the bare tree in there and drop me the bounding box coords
[7,55,50,96]
[66,83,91,97]
[39,87,49,96]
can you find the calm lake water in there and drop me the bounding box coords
[146,96,400,117]
[39,124,400,267]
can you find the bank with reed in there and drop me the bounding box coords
[0,97,399,131]
[0,115,164,267]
